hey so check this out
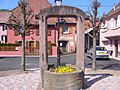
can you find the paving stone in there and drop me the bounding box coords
[0,69,120,90]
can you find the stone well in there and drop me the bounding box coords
[44,69,84,90]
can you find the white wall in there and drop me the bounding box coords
[0,25,7,43]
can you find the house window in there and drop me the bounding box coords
[2,25,7,31]
[114,17,117,27]
[62,25,69,34]
[1,35,7,43]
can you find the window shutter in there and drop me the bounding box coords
[36,41,39,49]
[3,25,7,30]
[26,41,28,48]
[47,29,51,36]
[47,41,52,55]
[47,41,51,49]
[15,41,18,44]
[69,27,73,34]
[14,30,19,36]
[25,29,30,36]
[47,41,51,46]
[36,29,39,36]
[60,25,62,34]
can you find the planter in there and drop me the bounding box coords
[44,68,84,90]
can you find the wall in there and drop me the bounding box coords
[0,25,7,43]
[100,12,120,58]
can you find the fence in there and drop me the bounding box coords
[0,46,16,51]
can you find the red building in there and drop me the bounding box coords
[0,0,77,57]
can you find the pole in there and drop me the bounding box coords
[57,16,61,66]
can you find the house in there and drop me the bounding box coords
[0,0,77,57]
[100,2,120,58]
[0,9,11,43]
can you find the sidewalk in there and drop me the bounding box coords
[85,69,120,90]
[0,68,120,90]
[109,56,120,61]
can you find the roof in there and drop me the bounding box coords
[0,10,11,23]
[107,2,120,17]
[11,0,51,24]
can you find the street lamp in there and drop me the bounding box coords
[55,0,62,66]
[57,16,61,66]
[54,0,62,6]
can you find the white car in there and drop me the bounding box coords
[87,46,109,59]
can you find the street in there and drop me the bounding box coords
[0,54,120,71]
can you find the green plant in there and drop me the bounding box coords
[50,66,76,74]
[0,43,19,46]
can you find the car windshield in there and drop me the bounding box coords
[96,47,107,51]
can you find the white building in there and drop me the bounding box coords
[100,3,120,59]
[0,10,11,43]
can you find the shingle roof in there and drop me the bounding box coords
[0,10,11,23]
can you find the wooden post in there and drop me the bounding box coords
[39,15,48,90]
[39,15,48,67]
[76,16,85,71]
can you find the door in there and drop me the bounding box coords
[29,41,34,54]
[115,40,118,57]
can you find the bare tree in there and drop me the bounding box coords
[9,0,34,71]
[87,0,104,70]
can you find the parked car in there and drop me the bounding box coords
[87,46,109,59]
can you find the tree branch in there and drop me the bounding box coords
[86,29,94,38]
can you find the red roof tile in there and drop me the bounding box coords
[11,0,51,24]
[0,10,11,23]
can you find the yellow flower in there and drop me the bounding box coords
[50,66,76,74]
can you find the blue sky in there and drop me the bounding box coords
[0,0,120,16]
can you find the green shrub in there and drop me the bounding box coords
[0,43,19,46]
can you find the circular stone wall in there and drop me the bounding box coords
[44,70,84,90]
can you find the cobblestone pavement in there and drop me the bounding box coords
[0,70,41,90]
[0,69,120,90]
